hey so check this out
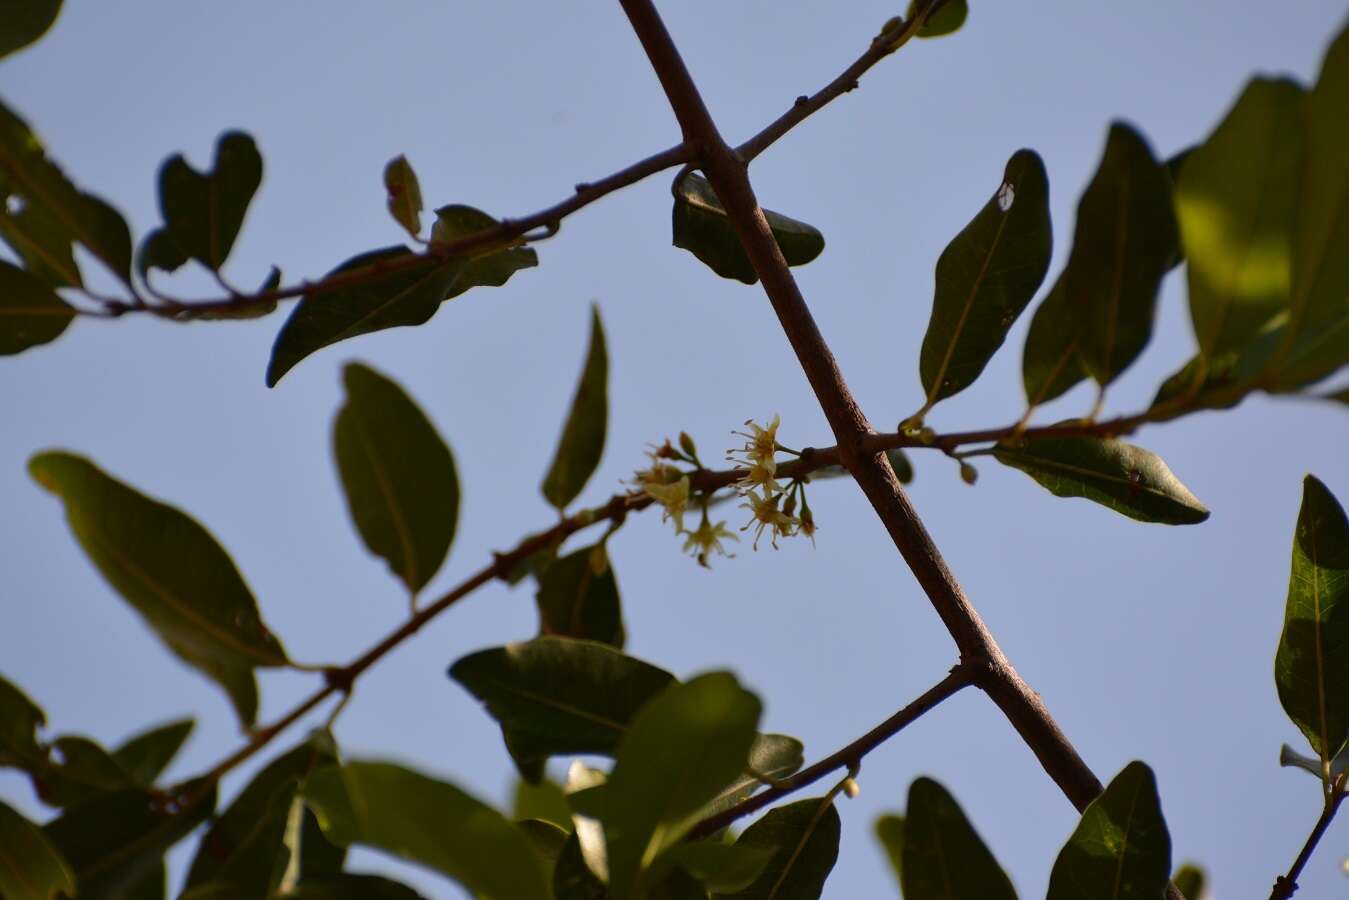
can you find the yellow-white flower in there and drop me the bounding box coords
[645,476,691,533]
[732,414,781,469]
[739,488,798,550]
[682,515,737,567]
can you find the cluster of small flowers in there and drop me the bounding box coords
[727,415,816,550]
[630,436,737,567]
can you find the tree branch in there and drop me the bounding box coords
[1270,791,1346,899]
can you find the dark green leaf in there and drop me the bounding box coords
[112,718,194,786]
[874,814,905,886]
[1021,272,1090,407]
[265,246,462,387]
[157,131,262,271]
[0,798,75,900]
[186,733,343,889]
[1172,862,1206,900]
[603,672,762,898]
[993,436,1209,525]
[0,173,82,287]
[0,672,47,768]
[918,149,1052,409]
[672,173,824,285]
[514,777,575,831]
[0,100,132,283]
[0,0,63,59]
[553,831,608,900]
[715,798,841,899]
[900,778,1016,900]
[1046,761,1171,900]
[449,637,676,779]
[134,228,188,283]
[333,362,459,596]
[384,155,423,239]
[1321,387,1349,405]
[908,0,968,37]
[120,857,163,900]
[1275,475,1349,763]
[518,817,570,871]
[285,874,430,899]
[1150,318,1286,413]
[28,451,289,727]
[429,203,538,301]
[541,306,609,509]
[0,260,75,355]
[1177,78,1302,360]
[38,736,136,807]
[211,783,296,897]
[699,734,805,822]
[536,544,625,648]
[43,781,216,900]
[304,760,550,900]
[661,841,771,894]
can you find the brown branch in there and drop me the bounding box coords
[688,666,972,839]
[1270,791,1346,899]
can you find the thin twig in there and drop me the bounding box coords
[1270,791,1347,899]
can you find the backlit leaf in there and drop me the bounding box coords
[661,840,771,894]
[28,452,289,726]
[1275,475,1349,764]
[900,778,1016,900]
[874,814,905,886]
[698,734,805,822]
[1022,272,1090,407]
[536,544,625,648]
[112,718,194,786]
[0,672,47,768]
[0,260,75,355]
[514,777,574,831]
[429,204,538,300]
[157,131,262,271]
[993,436,1209,525]
[1173,862,1207,900]
[541,306,609,509]
[0,172,82,287]
[0,798,75,900]
[908,0,968,37]
[0,0,63,59]
[672,172,824,285]
[38,736,136,807]
[285,874,430,899]
[384,155,423,239]
[715,798,840,899]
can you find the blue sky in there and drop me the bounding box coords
[3,2,1348,897]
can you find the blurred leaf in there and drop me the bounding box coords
[43,781,216,900]
[908,0,968,37]
[1046,761,1170,900]
[449,637,676,779]
[514,777,574,831]
[659,841,770,894]
[536,544,625,648]
[384,155,423,239]
[284,874,430,899]
[699,734,805,821]
[0,260,75,355]
[333,362,459,596]
[603,672,762,898]
[542,306,609,509]
[429,203,538,300]
[0,798,75,900]
[38,736,136,807]
[1177,78,1302,360]
[121,858,164,900]
[0,0,63,59]
[157,131,262,271]
[900,778,1016,900]
[1022,272,1090,407]
[29,452,288,726]
[1173,862,1207,900]
[874,814,905,886]
[993,436,1209,525]
[212,783,296,898]
[0,173,81,287]
[1275,475,1349,763]
[0,672,47,768]
[715,798,840,899]
[1322,387,1349,405]
[564,762,611,886]
[187,733,343,889]
[172,267,281,322]
[918,149,1051,408]
[0,100,132,283]
[135,227,188,282]
[1150,318,1286,412]
[553,831,608,900]
[672,172,824,284]
[266,246,462,387]
[518,818,570,872]
[112,718,194,786]
[304,760,550,900]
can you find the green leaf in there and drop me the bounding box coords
[0,672,47,768]
[661,841,771,894]
[602,672,762,898]
[213,783,297,898]
[0,100,133,284]
[333,362,459,596]
[541,306,609,509]
[186,733,343,889]
[536,544,626,648]
[112,718,194,786]
[429,204,538,300]
[918,149,1052,410]
[518,818,570,871]
[449,637,677,779]
[553,831,607,900]
[1321,387,1349,405]
[1046,761,1171,900]
[0,260,76,355]
[304,760,550,900]
[1172,862,1207,900]
[514,778,575,831]
[899,778,1016,900]
[993,436,1210,525]
[157,131,262,271]
[1275,475,1349,763]
[285,874,430,899]
[28,452,289,727]
[1150,318,1286,413]
[907,0,968,37]
[0,798,75,900]
[1022,272,1090,407]
[714,798,841,899]
[38,736,136,807]
[135,227,188,283]
[0,0,63,59]
[43,781,216,900]
[672,173,824,285]
[265,246,462,387]
[0,173,82,287]
[874,814,905,886]
[1177,78,1303,360]
[121,858,164,900]
[384,155,423,239]
[698,734,805,821]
